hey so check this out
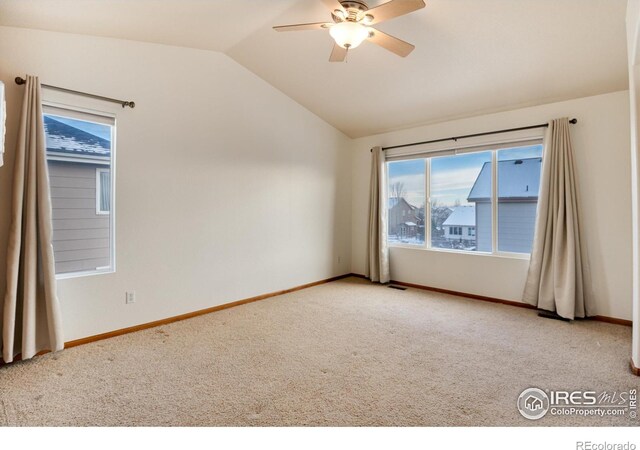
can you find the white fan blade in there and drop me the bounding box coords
[329,44,348,62]
[273,22,332,32]
[367,28,415,57]
[366,0,425,25]
[322,0,346,15]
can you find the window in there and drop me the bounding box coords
[0,81,5,166]
[44,105,115,276]
[96,168,111,214]
[387,159,425,245]
[387,141,543,255]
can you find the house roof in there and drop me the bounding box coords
[44,115,111,158]
[442,205,475,227]
[388,197,417,210]
[467,158,541,202]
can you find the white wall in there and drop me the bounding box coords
[351,91,632,321]
[0,26,352,343]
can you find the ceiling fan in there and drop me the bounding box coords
[273,0,426,62]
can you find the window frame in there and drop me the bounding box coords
[386,137,543,259]
[43,101,117,280]
[0,81,5,164]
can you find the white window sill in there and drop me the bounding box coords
[388,244,531,261]
[56,268,115,280]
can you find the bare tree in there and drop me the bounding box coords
[430,198,452,239]
[390,182,406,200]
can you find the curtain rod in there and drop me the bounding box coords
[376,118,577,152]
[14,76,135,109]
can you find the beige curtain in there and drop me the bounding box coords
[366,146,390,283]
[523,117,592,319]
[2,75,63,363]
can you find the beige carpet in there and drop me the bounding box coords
[0,277,636,426]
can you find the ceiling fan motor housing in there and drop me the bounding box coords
[333,1,370,23]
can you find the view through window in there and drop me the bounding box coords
[431,151,491,252]
[387,159,425,245]
[387,143,543,255]
[497,145,543,253]
[44,106,115,276]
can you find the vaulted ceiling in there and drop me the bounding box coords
[0,0,629,137]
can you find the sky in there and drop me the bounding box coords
[47,115,112,141]
[388,144,542,208]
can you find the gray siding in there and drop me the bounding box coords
[498,201,537,253]
[48,161,111,274]
[474,201,538,253]
[476,202,492,252]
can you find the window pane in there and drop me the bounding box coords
[387,159,425,245]
[44,110,114,275]
[432,152,492,252]
[497,145,543,253]
[100,170,111,212]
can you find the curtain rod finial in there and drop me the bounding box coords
[569,118,578,124]
[14,76,26,85]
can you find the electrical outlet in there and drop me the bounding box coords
[126,291,136,304]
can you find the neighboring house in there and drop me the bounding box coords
[398,221,418,238]
[45,115,111,274]
[442,205,476,244]
[467,158,541,253]
[388,197,423,239]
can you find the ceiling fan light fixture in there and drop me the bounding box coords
[329,21,369,49]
